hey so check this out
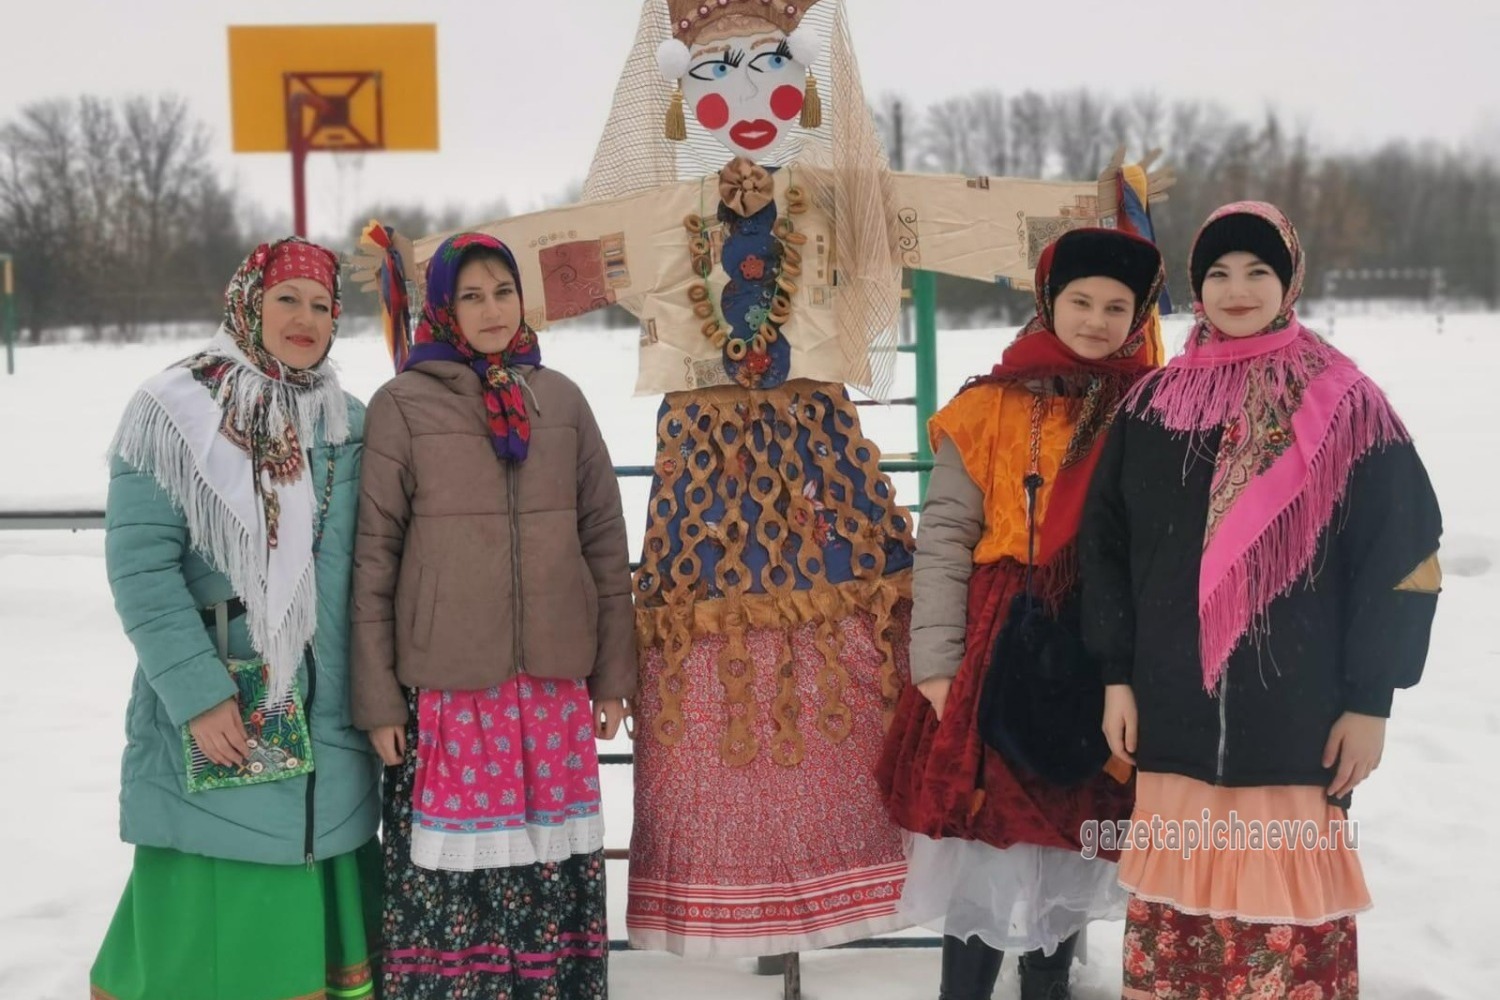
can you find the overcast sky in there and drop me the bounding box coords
[3,0,1495,241]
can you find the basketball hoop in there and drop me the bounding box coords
[283,73,385,237]
[228,25,438,237]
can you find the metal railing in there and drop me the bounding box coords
[0,460,930,532]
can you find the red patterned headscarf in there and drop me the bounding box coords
[262,239,338,298]
[220,236,343,381]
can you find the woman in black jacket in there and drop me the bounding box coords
[1079,201,1442,1000]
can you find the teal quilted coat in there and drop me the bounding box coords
[105,394,380,865]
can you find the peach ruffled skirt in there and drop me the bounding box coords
[1117,771,1370,924]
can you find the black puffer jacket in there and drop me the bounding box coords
[1078,403,1442,803]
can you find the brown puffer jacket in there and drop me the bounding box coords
[350,360,635,729]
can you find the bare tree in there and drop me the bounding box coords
[0,95,235,340]
[1008,91,1051,178]
[1127,93,1166,154]
[971,90,1009,175]
[868,91,906,167]
[0,101,85,339]
[1051,90,1106,178]
[120,97,211,283]
[921,96,976,174]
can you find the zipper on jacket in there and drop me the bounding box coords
[1215,671,1229,783]
[507,467,526,675]
[302,646,318,868]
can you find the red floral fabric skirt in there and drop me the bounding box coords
[1122,896,1359,1000]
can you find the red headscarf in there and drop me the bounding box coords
[965,227,1165,572]
[261,239,338,298]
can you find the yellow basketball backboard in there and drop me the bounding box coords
[228,24,438,153]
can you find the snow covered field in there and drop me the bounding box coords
[1,310,1495,999]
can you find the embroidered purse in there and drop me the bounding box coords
[183,451,336,793]
[183,638,314,794]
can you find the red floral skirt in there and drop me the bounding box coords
[1122,896,1359,1000]
[877,559,1134,853]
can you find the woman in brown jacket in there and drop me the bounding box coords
[351,232,634,1000]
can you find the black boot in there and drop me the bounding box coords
[1018,931,1079,1000]
[938,934,1004,1000]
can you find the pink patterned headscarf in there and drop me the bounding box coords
[1126,202,1409,692]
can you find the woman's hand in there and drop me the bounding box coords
[595,698,633,740]
[1102,684,1138,766]
[189,697,250,768]
[369,725,407,767]
[1323,711,1386,798]
[917,677,953,721]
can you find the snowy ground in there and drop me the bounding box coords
[1,310,1495,999]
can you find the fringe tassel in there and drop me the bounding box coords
[204,331,349,448]
[800,72,823,130]
[1126,329,1339,434]
[664,83,687,142]
[107,356,337,706]
[1199,378,1409,690]
[1030,542,1080,612]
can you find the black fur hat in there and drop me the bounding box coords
[1190,213,1294,298]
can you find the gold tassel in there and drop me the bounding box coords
[800,72,823,130]
[665,83,687,142]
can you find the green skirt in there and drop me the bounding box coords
[91,839,381,1000]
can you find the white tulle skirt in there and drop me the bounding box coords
[897,833,1128,958]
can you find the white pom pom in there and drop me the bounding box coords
[656,38,692,81]
[786,25,824,66]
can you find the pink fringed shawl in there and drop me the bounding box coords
[1127,202,1410,692]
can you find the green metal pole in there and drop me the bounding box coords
[2,255,14,376]
[911,269,938,503]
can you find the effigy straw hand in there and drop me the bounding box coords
[1105,143,1127,175]
[1095,145,1128,216]
[1146,160,1176,204]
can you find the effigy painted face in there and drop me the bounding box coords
[681,21,807,161]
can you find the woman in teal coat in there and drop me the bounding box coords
[91,238,382,1000]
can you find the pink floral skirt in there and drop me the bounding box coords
[410,677,604,872]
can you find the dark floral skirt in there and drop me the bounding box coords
[381,689,609,1000]
[1122,895,1358,1000]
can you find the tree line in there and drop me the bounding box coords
[875,90,1500,323]
[2,90,1496,341]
